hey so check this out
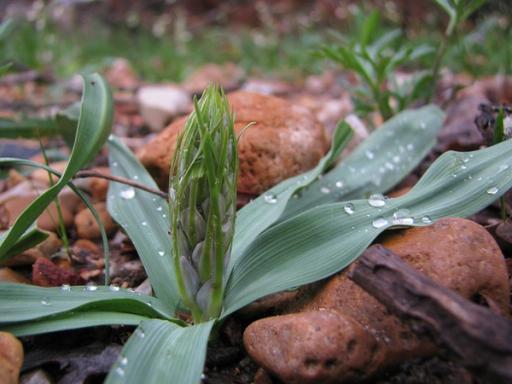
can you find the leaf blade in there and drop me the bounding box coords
[0,283,174,323]
[223,139,512,316]
[3,311,148,337]
[0,73,113,260]
[105,320,214,384]
[107,136,180,311]
[281,105,444,220]
[229,122,353,272]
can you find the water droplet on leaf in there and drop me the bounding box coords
[368,194,386,207]
[263,193,278,204]
[372,218,389,229]
[344,203,355,215]
[120,188,135,200]
[486,186,499,195]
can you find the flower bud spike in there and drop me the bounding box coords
[169,85,238,322]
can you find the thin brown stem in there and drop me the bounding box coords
[73,170,168,199]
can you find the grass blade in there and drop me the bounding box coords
[229,122,352,272]
[0,73,113,260]
[223,139,512,316]
[281,105,444,219]
[107,136,180,311]
[3,311,148,337]
[0,283,175,323]
[105,320,214,384]
[0,158,111,282]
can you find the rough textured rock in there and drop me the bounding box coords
[0,332,23,384]
[244,218,510,383]
[245,310,376,384]
[32,257,83,287]
[74,203,117,240]
[137,85,191,131]
[138,91,329,194]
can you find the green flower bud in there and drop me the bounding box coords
[169,85,237,322]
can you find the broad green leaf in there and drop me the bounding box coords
[107,136,180,311]
[281,105,444,220]
[222,139,512,316]
[4,311,148,337]
[229,122,352,273]
[0,158,110,281]
[105,320,214,384]
[0,73,113,260]
[0,283,174,323]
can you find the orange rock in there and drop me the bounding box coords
[0,268,30,284]
[88,167,110,201]
[0,332,23,384]
[4,194,73,232]
[74,203,117,239]
[244,218,510,383]
[244,310,375,384]
[138,91,329,194]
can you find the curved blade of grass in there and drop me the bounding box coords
[3,311,148,337]
[107,136,179,311]
[228,122,352,273]
[222,139,512,316]
[0,224,48,260]
[0,158,110,282]
[105,320,214,384]
[281,105,444,220]
[0,73,113,260]
[0,283,175,323]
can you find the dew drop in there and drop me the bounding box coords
[85,283,98,292]
[41,299,50,306]
[157,206,163,212]
[499,164,509,172]
[133,175,139,180]
[115,367,125,377]
[263,193,278,204]
[385,162,395,171]
[335,180,344,188]
[60,284,71,291]
[419,122,426,129]
[421,216,432,224]
[486,186,499,195]
[120,357,128,366]
[112,161,118,167]
[320,186,330,194]
[392,155,400,163]
[344,203,355,215]
[406,143,414,151]
[365,150,375,160]
[120,187,136,200]
[158,251,165,257]
[142,221,148,226]
[372,218,389,229]
[368,194,386,207]
[109,285,120,292]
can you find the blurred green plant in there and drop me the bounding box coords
[319,10,435,120]
[428,0,488,101]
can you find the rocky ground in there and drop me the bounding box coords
[0,59,511,383]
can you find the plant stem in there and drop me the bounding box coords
[73,170,167,198]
